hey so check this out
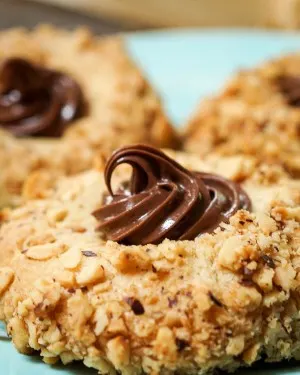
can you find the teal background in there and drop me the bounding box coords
[1,29,300,374]
[127,29,300,127]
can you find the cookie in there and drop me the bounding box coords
[0,145,299,374]
[184,54,300,177]
[0,129,97,207]
[0,25,178,149]
[0,25,178,206]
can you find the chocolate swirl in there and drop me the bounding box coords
[93,145,251,245]
[0,58,83,137]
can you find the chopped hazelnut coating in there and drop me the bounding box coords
[0,151,299,374]
[0,25,178,207]
[184,54,300,177]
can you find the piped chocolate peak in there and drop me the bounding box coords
[93,145,251,245]
[0,58,84,137]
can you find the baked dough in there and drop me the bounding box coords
[184,54,300,177]
[0,25,178,206]
[0,150,299,374]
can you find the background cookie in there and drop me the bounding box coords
[0,25,178,149]
[184,54,300,177]
[0,129,97,208]
[0,25,180,207]
[0,147,299,374]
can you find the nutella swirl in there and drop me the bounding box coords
[93,145,251,245]
[0,58,84,137]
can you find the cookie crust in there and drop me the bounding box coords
[184,54,300,177]
[0,152,299,374]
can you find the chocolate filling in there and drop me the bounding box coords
[0,58,84,137]
[93,145,251,245]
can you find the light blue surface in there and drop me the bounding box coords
[127,29,300,126]
[1,29,300,374]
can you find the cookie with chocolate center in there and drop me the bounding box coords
[0,25,178,206]
[184,54,300,177]
[0,146,299,374]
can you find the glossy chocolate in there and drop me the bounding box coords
[93,145,251,245]
[0,58,83,137]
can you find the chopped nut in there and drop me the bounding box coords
[153,327,177,361]
[69,225,87,233]
[26,232,56,247]
[107,336,130,369]
[193,287,212,312]
[60,351,81,365]
[292,257,300,271]
[212,155,255,181]
[33,279,61,312]
[43,323,62,345]
[47,341,65,356]
[253,267,274,292]
[43,355,59,365]
[22,171,53,200]
[83,356,115,373]
[0,267,14,296]
[106,301,124,319]
[27,320,40,350]
[226,335,245,355]
[263,290,288,307]
[224,284,262,312]
[246,261,258,271]
[54,270,75,288]
[163,310,183,327]
[60,246,82,269]
[67,291,94,338]
[255,212,277,234]
[275,206,300,221]
[272,206,300,221]
[107,318,128,335]
[115,248,151,273]
[92,281,112,294]
[243,343,261,364]
[47,207,68,223]
[195,344,209,364]
[7,317,31,354]
[218,236,257,271]
[26,243,66,260]
[274,264,296,290]
[124,314,155,338]
[93,306,109,335]
[76,261,105,286]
